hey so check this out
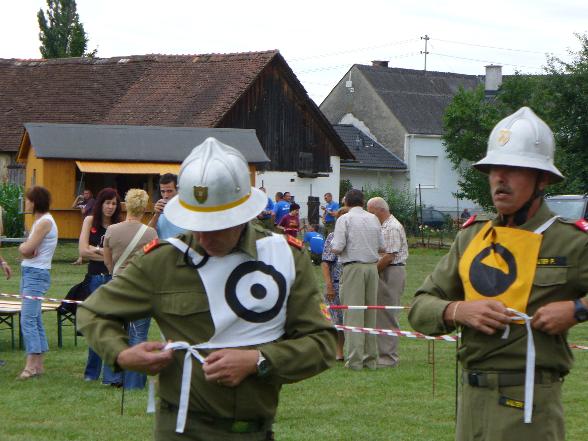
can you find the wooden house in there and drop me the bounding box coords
[0,52,353,215]
[17,123,268,238]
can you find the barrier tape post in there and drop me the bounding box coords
[431,340,436,398]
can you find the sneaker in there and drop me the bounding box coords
[0,360,6,367]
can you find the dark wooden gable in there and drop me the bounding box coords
[217,53,352,173]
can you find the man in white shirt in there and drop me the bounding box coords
[331,189,384,370]
[367,197,409,367]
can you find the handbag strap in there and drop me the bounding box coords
[113,224,149,275]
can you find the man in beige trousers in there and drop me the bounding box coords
[368,197,409,367]
[332,189,384,370]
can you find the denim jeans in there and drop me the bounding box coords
[123,317,151,389]
[83,274,122,384]
[20,266,50,355]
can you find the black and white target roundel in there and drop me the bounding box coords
[225,261,287,323]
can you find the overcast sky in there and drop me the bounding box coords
[3,0,586,104]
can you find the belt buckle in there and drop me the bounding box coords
[467,372,482,387]
[231,420,253,433]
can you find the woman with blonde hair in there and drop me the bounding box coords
[103,188,157,389]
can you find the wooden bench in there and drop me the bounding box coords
[0,300,74,350]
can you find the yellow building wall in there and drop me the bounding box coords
[24,150,83,239]
[22,153,259,239]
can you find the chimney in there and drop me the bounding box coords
[485,65,502,98]
[372,60,389,68]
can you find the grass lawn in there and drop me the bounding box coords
[1,242,588,440]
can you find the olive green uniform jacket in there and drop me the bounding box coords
[409,202,588,375]
[78,222,337,421]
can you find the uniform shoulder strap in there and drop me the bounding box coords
[575,219,588,233]
[461,215,478,229]
[143,238,161,254]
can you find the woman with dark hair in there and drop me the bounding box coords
[78,187,122,385]
[17,186,58,379]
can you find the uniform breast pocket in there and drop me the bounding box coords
[533,266,568,287]
[158,291,210,316]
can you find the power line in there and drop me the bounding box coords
[431,52,544,71]
[433,38,552,55]
[288,38,419,62]
[296,52,420,74]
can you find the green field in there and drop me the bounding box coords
[1,243,587,440]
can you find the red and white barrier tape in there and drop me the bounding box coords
[329,305,409,310]
[2,291,588,351]
[0,292,80,304]
[335,324,458,342]
[335,324,588,351]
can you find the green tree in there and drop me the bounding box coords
[442,33,588,208]
[542,34,588,194]
[37,0,89,58]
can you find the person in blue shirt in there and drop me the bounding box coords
[256,187,275,230]
[273,191,291,228]
[147,174,185,239]
[303,224,324,265]
[321,192,340,236]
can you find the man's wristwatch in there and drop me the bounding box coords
[256,351,270,377]
[573,298,588,322]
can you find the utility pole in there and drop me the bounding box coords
[420,34,430,71]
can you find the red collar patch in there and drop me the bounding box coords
[143,239,160,254]
[285,235,303,249]
[575,219,588,233]
[461,214,477,229]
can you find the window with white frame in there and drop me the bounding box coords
[414,155,437,188]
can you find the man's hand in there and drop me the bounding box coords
[202,349,259,387]
[154,199,167,214]
[532,301,576,335]
[445,299,510,335]
[116,341,174,375]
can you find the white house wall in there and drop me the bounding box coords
[341,168,407,193]
[255,156,341,220]
[405,134,476,214]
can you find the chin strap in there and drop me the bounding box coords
[500,172,545,226]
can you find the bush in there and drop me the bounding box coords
[339,179,352,202]
[362,184,417,231]
[0,183,24,237]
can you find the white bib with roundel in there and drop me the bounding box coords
[167,234,295,348]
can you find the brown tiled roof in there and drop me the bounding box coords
[356,65,483,135]
[0,51,278,152]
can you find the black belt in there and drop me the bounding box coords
[342,261,368,266]
[389,263,405,266]
[160,400,272,434]
[464,370,562,388]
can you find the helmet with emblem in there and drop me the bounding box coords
[164,137,267,231]
[473,106,564,183]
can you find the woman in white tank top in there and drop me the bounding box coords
[17,186,58,380]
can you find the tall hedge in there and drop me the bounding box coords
[0,183,24,238]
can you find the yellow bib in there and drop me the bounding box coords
[458,222,542,314]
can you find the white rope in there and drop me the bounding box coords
[502,308,535,424]
[162,341,206,433]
